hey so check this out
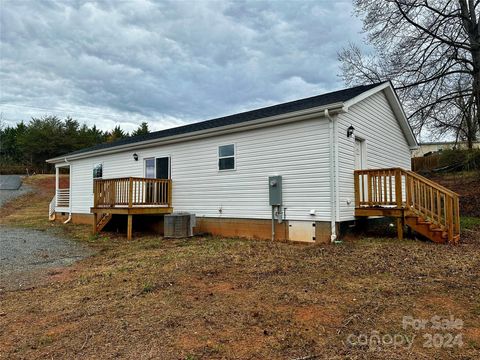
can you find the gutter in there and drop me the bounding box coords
[46,103,345,164]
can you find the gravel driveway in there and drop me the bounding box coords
[0,177,93,291]
[0,174,22,190]
[0,227,93,290]
[0,175,31,207]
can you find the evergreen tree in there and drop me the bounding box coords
[132,122,149,137]
[106,125,128,142]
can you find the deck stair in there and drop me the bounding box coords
[354,168,460,244]
[96,213,112,233]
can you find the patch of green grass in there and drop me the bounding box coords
[461,216,480,230]
[141,283,157,294]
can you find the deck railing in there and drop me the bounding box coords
[93,177,172,208]
[56,188,70,208]
[354,168,460,240]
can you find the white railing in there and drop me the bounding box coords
[56,189,70,208]
[49,195,56,220]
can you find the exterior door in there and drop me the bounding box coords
[156,157,170,205]
[144,157,170,204]
[155,157,170,179]
[144,157,170,179]
[354,139,368,204]
[354,139,364,170]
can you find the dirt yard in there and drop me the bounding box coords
[0,175,479,359]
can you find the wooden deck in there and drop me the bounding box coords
[91,177,173,239]
[354,168,460,243]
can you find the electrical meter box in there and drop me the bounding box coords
[268,176,282,206]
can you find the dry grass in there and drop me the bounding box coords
[0,175,479,359]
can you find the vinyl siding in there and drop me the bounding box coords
[336,90,412,221]
[69,117,333,221]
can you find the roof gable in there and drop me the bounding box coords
[343,82,418,149]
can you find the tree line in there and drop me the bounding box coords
[0,116,150,174]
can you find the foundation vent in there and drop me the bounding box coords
[164,212,196,238]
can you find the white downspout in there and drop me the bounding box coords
[325,109,337,242]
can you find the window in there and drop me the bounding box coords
[93,163,103,178]
[218,144,235,170]
[145,158,155,178]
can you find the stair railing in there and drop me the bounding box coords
[354,168,460,242]
[48,195,56,221]
[404,170,460,242]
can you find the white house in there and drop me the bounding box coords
[46,82,460,244]
[412,141,480,157]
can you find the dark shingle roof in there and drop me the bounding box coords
[61,82,385,158]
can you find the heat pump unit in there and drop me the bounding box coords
[164,212,196,238]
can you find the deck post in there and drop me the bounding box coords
[396,217,404,240]
[168,180,172,207]
[128,178,133,208]
[93,212,98,235]
[446,197,454,243]
[395,168,402,208]
[405,175,412,209]
[354,171,360,208]
[93,180,98,208]
[127,214,133,240]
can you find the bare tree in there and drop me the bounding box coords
[339,0,480,147]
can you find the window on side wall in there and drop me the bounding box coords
[93,163,103,179]
[218,144,235,171]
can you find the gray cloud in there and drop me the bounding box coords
[0,0,365,132]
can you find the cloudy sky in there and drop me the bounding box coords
[0,0,366,133]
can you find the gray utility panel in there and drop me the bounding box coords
[268,176,282,206]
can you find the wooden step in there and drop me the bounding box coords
[96,213,112,232]
[405,215,448,244]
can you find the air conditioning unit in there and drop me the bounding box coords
[164,212,196,238]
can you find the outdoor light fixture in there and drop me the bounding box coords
[133,153,139,161]
[347,125,355,138]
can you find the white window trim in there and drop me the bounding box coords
[218,143,236,172]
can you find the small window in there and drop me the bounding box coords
[218,144,235,170]
[93,163,103,178]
